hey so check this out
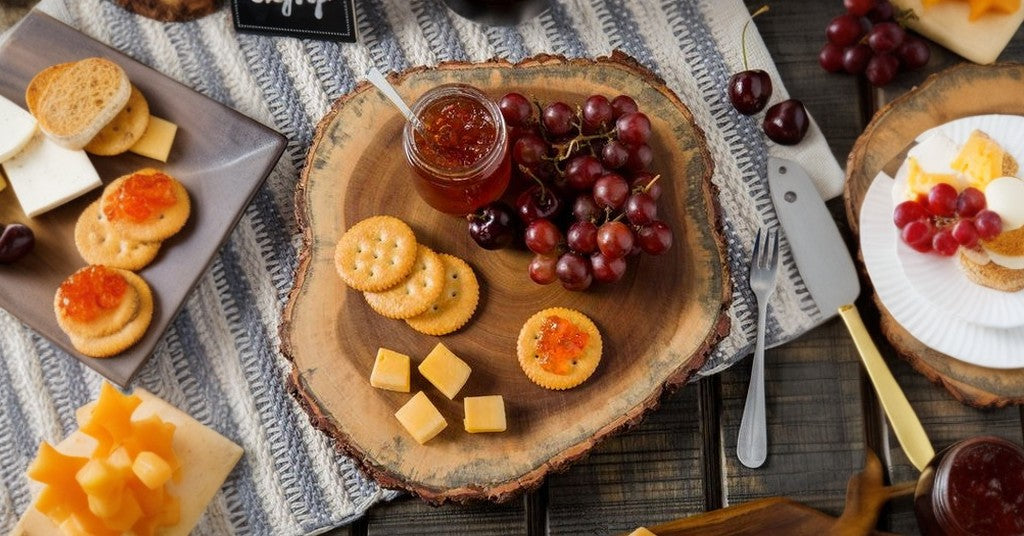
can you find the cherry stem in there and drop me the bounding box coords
[741,5,770,71]
[643,174,662,193]
[518,164,549,202]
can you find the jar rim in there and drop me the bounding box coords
[402,83,507,181]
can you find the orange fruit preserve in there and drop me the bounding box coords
[58,266,128,322]
[404,84,511,215]
[103,172,177,223]
[535,315,590,375]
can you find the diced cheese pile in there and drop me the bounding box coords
[951,130,1008,189]
[26,383,180,536]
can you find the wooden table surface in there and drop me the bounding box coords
[2,2,1021,535]
[331,3,1024,535]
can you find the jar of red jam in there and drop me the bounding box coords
[914,436,1024,536]
[402,84,511,215]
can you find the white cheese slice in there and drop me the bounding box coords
[12,389,244,536]
[892,0,1024,64]
[1,132,101,217]
[985,248,1024,270]
[0,95,37,163]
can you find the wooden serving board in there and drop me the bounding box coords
[281,53,731,503]
[845,62,1024,408]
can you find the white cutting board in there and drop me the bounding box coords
[893,0,1024,64]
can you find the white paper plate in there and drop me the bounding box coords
[861,173,1024,369]
[891,114,1024,329]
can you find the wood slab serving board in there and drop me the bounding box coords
[281,53,731,503]
[845,62,1024,408]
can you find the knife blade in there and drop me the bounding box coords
[767,157,860,321]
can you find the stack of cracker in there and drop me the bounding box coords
[334,215,479,335]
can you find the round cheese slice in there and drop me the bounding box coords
[0,95,38,163]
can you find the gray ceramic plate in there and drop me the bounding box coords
[0,12,286,386]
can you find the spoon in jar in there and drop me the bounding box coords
[364,68,428,135]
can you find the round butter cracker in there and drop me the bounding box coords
[85,85,150,156]
[405,254,479,335]
[363,246,445,319]
[517,308,602,391]
[67,270,154,358]
[55,275,140,340]
[75,201,161,271]
[99,168,191,243]
[334,215,417,292]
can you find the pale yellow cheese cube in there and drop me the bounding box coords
[394,392,447,445]
[369,348,410,392]
[627,528,657,536]
[418,343,471,400]
[129,116,177,162]
[463,395,506,433]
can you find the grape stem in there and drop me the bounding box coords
[741,5,770,71]
[642,174,662,193]
[519,164,551,202]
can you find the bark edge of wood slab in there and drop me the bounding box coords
[112,0,219,22]
[845,62,1024,408]
[280,51,731,504]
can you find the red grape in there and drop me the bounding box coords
[582,95,613,132]
[593,174,630,210]
[897,36,930,70]
[637,221,673,255]
[842,44,873,75]
[542,101,574,137]
[498,92,532,126]
[529,254,558,285]
[615,112,652,146]
[611,95,639,119]
[868,22,905,54]
[601,140,629,169]
[927,183,957,217]
[624,143,653,173]
[556,252,592,291]
[932,230,959,256]
[597,221,635,259]
[819,42,845,73]
[572,195,601,222]
[826,14,866,47]
[631,173,663,201]
[513,134,547,168]
[901,219,934,249]
[955,187,986,218]
[865,53,899,87]
[565,155,605,191]
[952,220,980,248]
[591,252,627,283]
[844,0,876,16]
[625,192,657,225]
[893,200,927,229]
[975,210,1003,240]
[567,220,598,254]
[866,0,893,22]
[525,218,562,255]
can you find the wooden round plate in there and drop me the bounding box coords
[281,53,731,503]
[845,62,1024,408]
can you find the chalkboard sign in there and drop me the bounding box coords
[231,0,357,42]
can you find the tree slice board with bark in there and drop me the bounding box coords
[845,62,1024,408]
[280,53,731,503]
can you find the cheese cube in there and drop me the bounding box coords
[133,451,173,490]
[369,348,410,392]
[394,392,447,445]
[129,116,177,162]
[463,395,506,433]
[418,343,471,400]
[1,132,101,217]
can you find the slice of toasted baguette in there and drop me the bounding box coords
[958,249,1024,292]
[24,62,72,116]
[35,58,130,150]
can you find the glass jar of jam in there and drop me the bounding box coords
[915,436,1024,536]
[402,84,511,215]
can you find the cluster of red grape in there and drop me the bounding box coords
[893,183,1002,256]
[466,92,673,291]
[819,0,930,86]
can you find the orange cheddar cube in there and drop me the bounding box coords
[133,451,173,490]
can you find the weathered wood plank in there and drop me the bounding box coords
[364,495,527,536]
[720,318,867,515]
[545,385,706,535]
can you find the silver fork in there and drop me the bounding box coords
[737,227,780,469]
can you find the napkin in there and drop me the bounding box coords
[0,0,843,533]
